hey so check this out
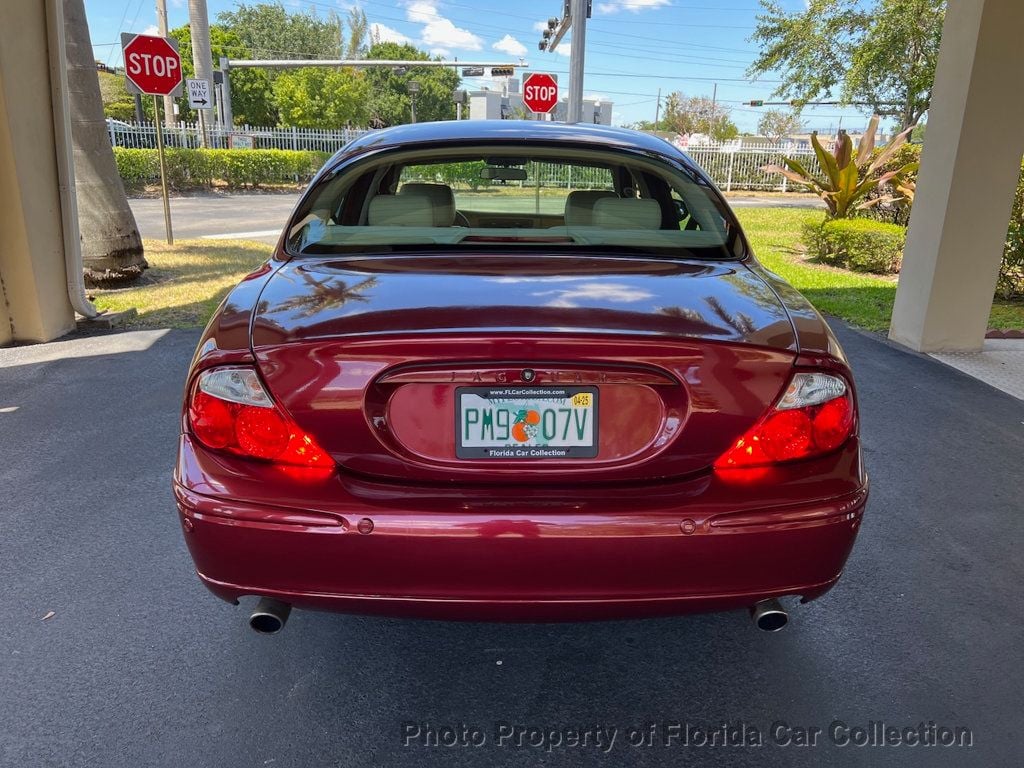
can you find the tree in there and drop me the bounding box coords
[362,42,460,127]
[748,0,943,130]
[63,0,146,282]
[273,68,369,128]
[216,2,342,61]
[661,92,739,141]
[345,8,369,58]
[757,108,804,142]
[97,71,137,121]
[169,25,275,125]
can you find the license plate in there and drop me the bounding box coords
[456,386,598,459]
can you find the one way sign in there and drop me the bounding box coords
[186,78,211,109]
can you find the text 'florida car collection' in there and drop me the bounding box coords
[173,121,867,633]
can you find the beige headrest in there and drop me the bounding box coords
[564,190,618,226]
[592,198,662,229]
[367,195,434,227]
[399,183,456,226]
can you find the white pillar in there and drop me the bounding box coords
[890,0,1024,351]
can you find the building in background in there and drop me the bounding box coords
[468,79,611,125]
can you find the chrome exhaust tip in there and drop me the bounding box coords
[249,597,291,634]
[750,598,788,632]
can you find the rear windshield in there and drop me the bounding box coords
[287,145,743,259]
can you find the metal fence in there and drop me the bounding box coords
[684,141,824,192]
[105,121,823,192]
[105,120,370,153]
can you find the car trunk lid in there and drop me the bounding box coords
[250,252,797,483]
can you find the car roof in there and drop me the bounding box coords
[338,120,687,162]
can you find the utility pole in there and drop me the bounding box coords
[537,0,590,124]
[188,0,214,147]
[654,87,661,127]
[219,57,233,129]
[155,0,175,127]
[711,82,719,138]
[566,0,588,124]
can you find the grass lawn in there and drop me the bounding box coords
[92,239,271,329]
[736,207,1024,332]
[94,209,1024,332]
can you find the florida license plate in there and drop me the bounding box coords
[456,386,599,459]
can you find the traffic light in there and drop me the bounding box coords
[490,67,514,77]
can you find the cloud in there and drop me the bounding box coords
[142,24,159,36]
[533,20,549,33]
[536,283,654,308]
[405,1,482,51]
[370,23,412,45]
[585,93,606,103]
[553,42,571,57]
[492,34,527,57]
[596,0,670,14]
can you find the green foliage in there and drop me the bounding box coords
[168,24,276,126]
[748,0,944,129]
[363,42,461,127]
[345,8,369,58]
[216,2,342,61]
[112,149,158,189]
[762,116,917,218]
[660,92,739,141]
[98,71,137,121]
[273,68,369,128]
[114,147,330,191]
[756,108,804,142]
[803,217,906,273]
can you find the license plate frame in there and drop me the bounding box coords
[455,386,599,460]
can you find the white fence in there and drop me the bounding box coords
[106,120,370,153]
[684,141,824,192]
[105,121,822,192]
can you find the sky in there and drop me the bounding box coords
[86,0,877,133]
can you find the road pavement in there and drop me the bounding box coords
[129,192,822,244]
[1,322,1020,767]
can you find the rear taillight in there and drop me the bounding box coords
[187,367,332,468]
[714,372,855,469]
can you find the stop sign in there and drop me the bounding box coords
[121,34,183,96]
[522,73,558,114]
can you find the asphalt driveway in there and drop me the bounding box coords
[128,192,823,244]
[0,323,1020,767]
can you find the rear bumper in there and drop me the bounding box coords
[173,447,867,621]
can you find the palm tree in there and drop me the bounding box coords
[64,0,147,283]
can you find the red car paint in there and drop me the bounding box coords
[174,121,867,622]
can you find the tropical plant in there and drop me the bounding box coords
[762,116,917,218]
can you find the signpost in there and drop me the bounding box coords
[522,72,558,115]
[121,33,183,244]
[186,78,210,109]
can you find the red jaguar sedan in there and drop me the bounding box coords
[174,121,867,634]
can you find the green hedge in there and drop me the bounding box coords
[114,147,331,191]
[803,218,906,274]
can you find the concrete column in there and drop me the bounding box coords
[890,0,1024,351]
[0,0,75,344]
